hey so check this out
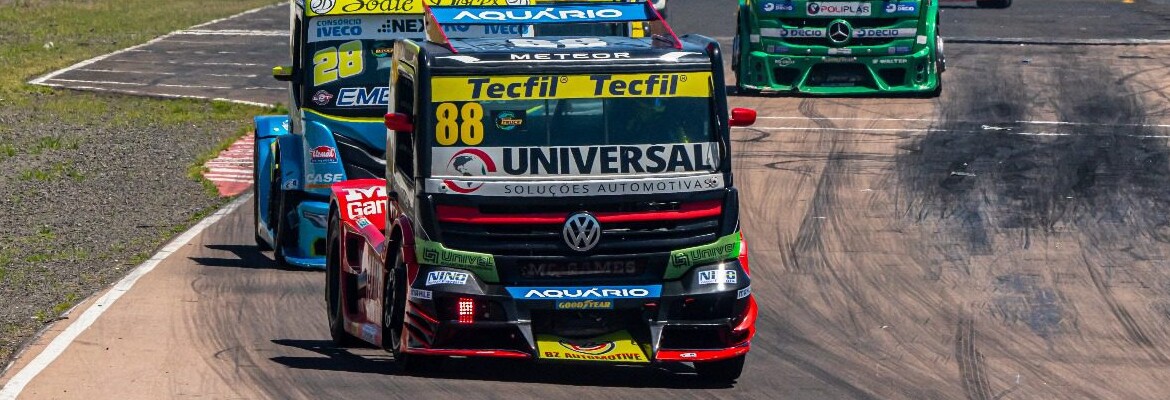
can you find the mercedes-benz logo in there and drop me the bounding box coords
[827,20,852,45]
[562,212,601,252]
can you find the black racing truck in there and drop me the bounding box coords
[325,1,760,382]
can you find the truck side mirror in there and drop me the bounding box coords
[272,65,294,82]
[385,113,414,132]
[729,108,757,127]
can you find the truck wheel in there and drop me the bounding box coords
[384,250,441,373]
[694,354,746,384]
[253,134,271,251]
[327,208,360,347]
[272,186,296,269]
[975,0,1011,8]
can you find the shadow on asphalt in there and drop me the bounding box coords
[269,339,736,389]
[189,244,283,270]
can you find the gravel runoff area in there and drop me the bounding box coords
[0,94,259,366]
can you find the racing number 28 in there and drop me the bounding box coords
[313,40,363,86]
[435,102,484,146]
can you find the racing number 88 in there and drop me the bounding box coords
[313,40,363,86]
[435,102,484,146]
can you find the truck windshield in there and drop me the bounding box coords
[303,15,400,116]
[428,72,719,178]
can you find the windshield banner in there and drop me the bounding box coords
[429,2,651,24]
[431,72,713,101]
[304,0,530,17]
[309,14,531,42]
[431,142,720,178]
[425,173,725,196]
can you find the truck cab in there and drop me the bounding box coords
[254,0,537,268]
[733,0,944,96]
[326,1,759,382]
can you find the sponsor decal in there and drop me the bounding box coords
[442,148,497,194]
[509,52,631,61]
[536,331,648,363]
[431,72,713,101]
[410,288,433,300]
[416,240,498,282]
[342,186,387,220]
[312,90,334,105]
[888,46,911,55]
[371,40,393,58]
[431,143,720,178]
[306,0,522,16]
[309,0,335,15]
[823,56,858,63]
[493,110,525,131]
[761,2,796,12]
[737,286,752,299]
[426,270,470,286]
[762,28,823,38]
[306,173,344,188]
[360,323,377,342]
[555,299,614,310]
[427,174,725,197]
[874,58,909,65]
[336,86,389,107]
[806,2,872,16]
[665,232,741,279]
[698,269,738,285]
[308,14,528,42]
[520,260,638,278]
[680,352,697,358]
[355,216,372,229]
[282,179,299,190]
[777,58,795,67]
[310,145,338,163]
[828,48,852,55]
[432,3,648,24]
[883,2,917,14]
[854,28,917,39]
[506,285,661,300]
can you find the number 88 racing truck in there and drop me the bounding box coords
[254,0,545,268]
[326,1,760,382]
[733,0,944,96]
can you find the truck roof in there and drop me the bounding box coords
[421,35,715,70]
[415,1,714,72]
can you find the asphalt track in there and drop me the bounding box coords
[6,0,1170,398]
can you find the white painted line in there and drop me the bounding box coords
[31,81,275,108]
[157,83,233,90]
[76,68,177,75]
[0,194,251,400]
[948,37,1170,46]
[756,116,1170,129]
[207,73,259,78]
[73,69,256,79]
[103,59,267,67]
[737,126,1170,138]
[45,78,147,86]
[29,3,282,86]
[178,29,286,36]
[202,176,255,183]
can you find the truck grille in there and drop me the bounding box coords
[435,200,722,257]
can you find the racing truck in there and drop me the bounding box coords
[325,1,759,382]
[733,0,944,96]
[254,0,542,268]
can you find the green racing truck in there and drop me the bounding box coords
[733,0,944,96]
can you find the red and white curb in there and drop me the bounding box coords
[202,133,253,197]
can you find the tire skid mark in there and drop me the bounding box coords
[1081,254,1170,364]
[954,316,993,400]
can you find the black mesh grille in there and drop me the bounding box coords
[332,134,386,179]
[439,214,720,257]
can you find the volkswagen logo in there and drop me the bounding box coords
[562,212,601,252]
[828,20,852,45]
